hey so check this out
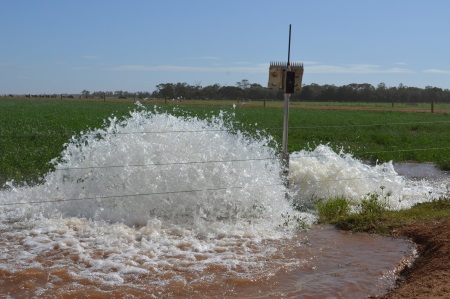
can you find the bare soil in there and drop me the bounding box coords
[378,219,450,298]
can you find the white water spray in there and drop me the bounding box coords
[2,105,447,228]
[0,104,447,295]
[289,145,448,210]
[1,106,305,236]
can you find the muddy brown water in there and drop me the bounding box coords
[0,225,414,298]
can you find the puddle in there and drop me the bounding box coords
[393,162,449,180]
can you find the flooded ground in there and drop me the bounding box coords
[0,225,414,298]
[393,162,449,181]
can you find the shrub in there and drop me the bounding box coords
[317,196,350,223]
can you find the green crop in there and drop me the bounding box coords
[1,99,449,186]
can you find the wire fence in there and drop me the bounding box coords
[1,115,449,207]
[0,161,407,208]
[1,120,450,137]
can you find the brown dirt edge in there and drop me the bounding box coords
[374,218,450,298]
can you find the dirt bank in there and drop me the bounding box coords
[379,219,450,298]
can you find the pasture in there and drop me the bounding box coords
[0,98,449,186]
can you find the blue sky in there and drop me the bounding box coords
[2,0,450,94]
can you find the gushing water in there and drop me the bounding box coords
[290,145,448,210]
[0,105,446,298]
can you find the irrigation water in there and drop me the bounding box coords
[1,105,448,298]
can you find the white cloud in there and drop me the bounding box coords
[111,64,267,73]
[306,64,414,74]
[423,69,450,74]
[110,62,417,76]
[184,56,221,60]
[302,60,320,65]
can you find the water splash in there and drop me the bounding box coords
[0,105,443,297]
[2,106,447,228]
[2,106,306,236]
[289,144,448,210]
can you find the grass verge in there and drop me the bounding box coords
[317,195,450,235]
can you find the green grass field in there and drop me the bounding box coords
[0,99,136,185]
[1,98,449,186]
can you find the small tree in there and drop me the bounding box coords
[236,79,250,89]
[81,90,90,98]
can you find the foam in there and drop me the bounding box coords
[289,144,448,209]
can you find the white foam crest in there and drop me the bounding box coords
[1,106,302,238]
[289,144,449,209]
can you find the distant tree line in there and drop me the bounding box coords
[80,80,450,103]
[296,82,450,103]
[81,90,151,99]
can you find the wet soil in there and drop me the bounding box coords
[378,218,450,298]
[376,163,450,298]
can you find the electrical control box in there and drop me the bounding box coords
[268,62,303,93]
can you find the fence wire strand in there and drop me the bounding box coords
[0,185,251,207]
[1,120,450,137]
[1,172,406,207]
[1,117,449,207]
